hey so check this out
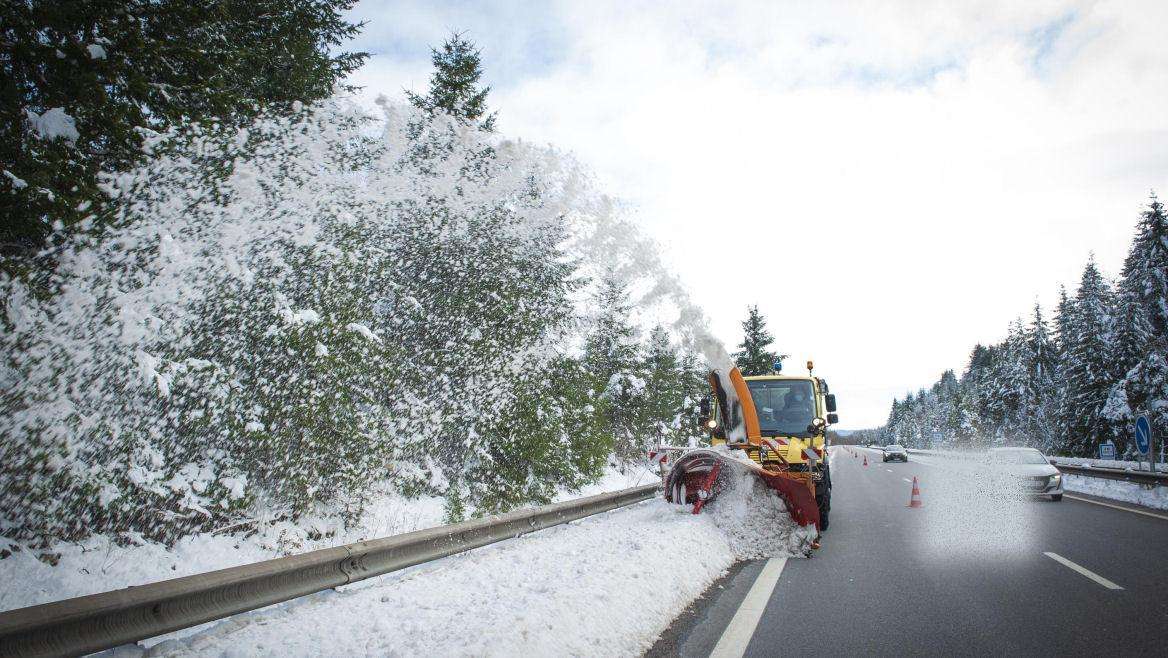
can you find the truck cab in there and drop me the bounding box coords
[701,366,838,527]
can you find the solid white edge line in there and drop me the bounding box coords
[1043,552,1124,590]
[709,558,788,658]
[1064,494,1168,521]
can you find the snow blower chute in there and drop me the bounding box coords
[651,365,835,533]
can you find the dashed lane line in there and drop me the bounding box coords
[1044,552,1123,590]
[1064,494,1168,521]
[709,558,787,658]
[902,478,912,484]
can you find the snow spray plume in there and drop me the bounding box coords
[562,201,746,441]
[0,97,619,543]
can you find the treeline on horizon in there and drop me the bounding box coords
[871,200,1167,458]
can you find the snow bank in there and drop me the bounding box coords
[118,502,735,657]
[3,463,812,656]
[1050,455,1164,472]
[706,463,816,559]
[1063,475,1168,510]
[0,465,647,614]
[0,489,445,613]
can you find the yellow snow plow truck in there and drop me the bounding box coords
[649,360,838,533]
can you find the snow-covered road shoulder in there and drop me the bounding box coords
[1063,475,1168,510]
[132,501,736,657]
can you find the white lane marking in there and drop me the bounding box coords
[885,469,892,473]
[902,478,912,484]
[1044,552,1123,590]
[1064,494,1168,521]
[709,558,787,658]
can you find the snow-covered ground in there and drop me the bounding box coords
[4,463,809,657]
[1061,475,1168,510]
[1047,455,1165,472]
[118,500,732,657]
[0,468,657,615]
[0,486,447,614]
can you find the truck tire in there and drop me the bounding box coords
[817,490,830,531]
[816,469,831,531]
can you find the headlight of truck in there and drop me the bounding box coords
[1049,474,1062,486]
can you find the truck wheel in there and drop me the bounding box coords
[817,489,830,531]
[816,470,831,531]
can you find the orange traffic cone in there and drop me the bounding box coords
[908,477,923,508]
[862,455,868,466]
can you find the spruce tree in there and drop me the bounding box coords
[1127,194,1168,338]
[999,317,1029,432]
[408,32,497,130]
[1022,303,1057,449]
[734,305,787,376]
[1101,194,1168,445]
[583,276,648,465]
[1060,257,1119,455]
[642,326,688,445]
[1,0,367,256]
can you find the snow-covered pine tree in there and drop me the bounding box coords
[733,305,786,376]
[1059,256,1119,455]
[996,317,1030,437]
[958,344,994,444]
[955,372,983,446]
[407,32,497,130]
[932,369,962,442]
[1102,194,1168,449]
[1021,303,1058,450]
[583,276,649,465]
[971,342,1007,438]
[641,326,706,447]
[0,0,366,256]
[1128,194,1168,338]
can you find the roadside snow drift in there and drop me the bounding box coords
[38,472,808,657]
[123,502,737,657]
[706,464,817,559]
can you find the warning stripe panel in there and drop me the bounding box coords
[761,438,789,452]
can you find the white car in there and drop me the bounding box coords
[988,447,1064,501]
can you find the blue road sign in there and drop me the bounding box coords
[1099,441,1116,460]
[1135,415,1151,455]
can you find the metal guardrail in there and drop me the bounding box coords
[902,448,1167,486]
[0,483,659,658]
[1049,462,1168,486]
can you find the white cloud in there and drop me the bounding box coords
[345,0,1168,427]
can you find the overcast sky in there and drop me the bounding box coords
[342,0,1168,428]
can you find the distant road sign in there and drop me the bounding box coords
[1099,441,1116,460]
[1135,416,1152,456]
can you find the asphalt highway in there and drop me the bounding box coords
[647,447,1168,657]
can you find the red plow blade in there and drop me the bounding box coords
[755,470,820,530]
[661,449,821,531]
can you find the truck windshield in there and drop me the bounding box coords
[746,379,816,435]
